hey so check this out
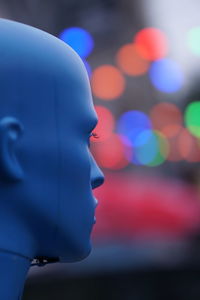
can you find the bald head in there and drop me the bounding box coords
[0,19,102,263]
[0,18,90,124]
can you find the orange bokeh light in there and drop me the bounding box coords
[91,105,115,142]
[116,43,149,76]
[150,102,182,138]
[91,133,129,170]
[134,27,168,61]
[91,65,125,100]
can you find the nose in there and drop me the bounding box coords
[90,155,104,189]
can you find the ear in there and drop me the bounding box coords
[0,117,24,182]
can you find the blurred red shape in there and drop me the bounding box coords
[134,27,168,61]
[116,43,149,76]
[91,65,125,100]
[178,128,200,162]
[166,128,200,162]
[166,134,183,162]
[91,133,129,170]
[91,106,115,143]
[150,102,183,138]
[93,173,200,241]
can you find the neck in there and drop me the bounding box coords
[0,250,30,300]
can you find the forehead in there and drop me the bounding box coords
[52,41,99,131]
[57,62,98,131]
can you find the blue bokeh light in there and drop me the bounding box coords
[149,58,183,93]
[122,129,160,166]
[134,130,158,165]
[59,27,94,58]
[117,111,152,147]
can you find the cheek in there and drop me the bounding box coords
[61,143,91,183]
[59,142,94,211]
[56,142,95,259]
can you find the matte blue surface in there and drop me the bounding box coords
[149,58,183,93]
[0,251,30,300]
[0,18,104,299]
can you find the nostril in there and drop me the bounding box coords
[92,175,104,189]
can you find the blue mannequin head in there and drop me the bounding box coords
[0,19,104,262]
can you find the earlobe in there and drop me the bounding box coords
[0,117,24,182]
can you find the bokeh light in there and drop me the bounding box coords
[59,27,94,58]
[91,65,125,100]
[128,130,169,166]
[91,106,115,142]
[134,27,168,61]
[91,134,129,170]
[178,128,200,162]
[149,58,183,93]
[94,174,200,240]
[116,43,149,76]
[188,27,200,55]
[161,124,182,138]
[148,131,169,166]
[134,130,158,165]
[185,101,200,137]
[167,133,183,162]
[117,110,152,147]
[150,102,183,137]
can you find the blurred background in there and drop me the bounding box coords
[2,0,200,299]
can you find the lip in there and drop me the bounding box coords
[94,198,98,209]
[93,198,98,224]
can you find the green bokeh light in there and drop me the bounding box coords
[185,101,200,137]
[188,27,200,55]
[147,131,169,167]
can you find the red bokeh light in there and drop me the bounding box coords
[91,133,129,170]
[91,106,115,143]
[161,124,182,138]
[166,134,183,162]
[93,173,200,241]
[166,128,200,162]
[134,27,168,61]
[150,102,183,138]
[178,128,200,162]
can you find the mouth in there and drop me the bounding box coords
[94,198,98,208]
[93,198,98,224]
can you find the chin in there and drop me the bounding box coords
[59,240,92,263]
